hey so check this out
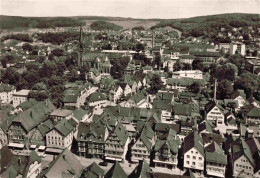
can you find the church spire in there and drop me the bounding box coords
[79,26,84,49]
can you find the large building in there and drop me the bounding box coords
[230,42,246,56]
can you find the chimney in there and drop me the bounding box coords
[214,78,217,103]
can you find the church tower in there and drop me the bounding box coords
[78,26,84,67]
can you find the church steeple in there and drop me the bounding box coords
[79,26,84,49]
[78,26,84,67]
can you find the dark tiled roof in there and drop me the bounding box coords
[104,162,127,178]
[129,160,151,178]
[42,148,84,178]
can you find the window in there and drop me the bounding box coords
[192,162,195,166]
[199,157,202,160]
[193,156,196,159]
[186,161,189,164]
[187,155,190,158]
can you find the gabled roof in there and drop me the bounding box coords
[232,138,254,166]
[183,132,204,156]
[154,129,179,154]
[87,92,106,103]
[205,142,227,164]
[129,160,151,178]
[42,148,84,178]
[52,121,74,137]
[137,123,154,151]
[231,90,246,100]
[108,122,129,145]
[173,103,192,116]
[247,107,260,118]
[9,150,41,177]
[104,162,127,178]
[198,120,213,134]
[11,99,56,133]
[82,162,105,178]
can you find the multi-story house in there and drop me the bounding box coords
[205,101,225,127]
[119,82,133,97]
[0,83,16,104]
[46,120,74,149]
[49,109,73,123]
[1,150,42,178]
[29,120,54,147]
[231,90,246,109]
[77,122,109,159]
[12,89,30,108]
[153,100,173,123]
[41,148,84,178]
[109,85,123,102]
[205,142,227,177]
[154,129,179,170]
[131,123,154,163]
[87,92,107,109]
[105,122,130,162]
[124,92,152,109]
[63,83,97,109]
[231,138,255,178]
[230,42,246,56]
[183,132,204,173]
[8,99,56,148]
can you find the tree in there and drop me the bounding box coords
[217,79,233,99]
[188,82,200,94]
[210,64,236,82]
[1,68,20,85]
[22,43,33,51]
[135,43,145,52]
[154,54,161,70]
[192,57,204,71]
[51,48,64,57]
[1,55,15,68]
[148,75,163,94]
[173,59,183,71]
[235,72,259,97]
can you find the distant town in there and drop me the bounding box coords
[0,13,260,178]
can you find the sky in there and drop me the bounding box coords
[1,0,259,19]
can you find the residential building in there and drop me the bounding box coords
[46,120,74,149]
[12,89,30,108]
[205,142,227,177]
[183,132,204,173]
[0,84,16,104]
[231,138,255,177]
[80,162,105,178]
[77,122,108,159]
[2,150,42,178]
[104,162,128,178]
[87,92,107,109]
[230,42,246,56]
[132,122,154,163]
[8,99,56,148]
[129,160,151,177]
[105,123,130,162]
[205,101,225,127]
[154,129,179,170]
[41,148,84,178]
